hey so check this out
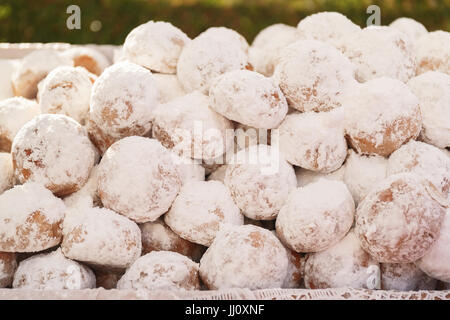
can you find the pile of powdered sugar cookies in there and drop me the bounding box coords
[0,12,449,293]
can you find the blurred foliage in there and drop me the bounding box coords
[0,0,449,44]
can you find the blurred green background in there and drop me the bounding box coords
[0,0,449,44]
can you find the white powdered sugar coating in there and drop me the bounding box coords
[97,136,181,223]
[63,165,101,210]
[274,40,357,112]
[407,71,450,148]
[123,21,190,74]
[12,114,97,196]
[234,124,271,151]
[343,77,422,157]
[117,251,200,290]
[209,70,288,129]
[296,165,346,188]
[177,28,250,94]
[12,248,95,290]
[152,91,234,161]
[416,209,450,282]
[0,182,66,252]
[89,61,159,152]
[276,179,355,253]
[171,153,205,185]
[278,109,347,172]
[304,231,380,289]
[343,150,388,205]
[296,12,361,48]
[0,153,14,194]
[355,173,446,263]
[38,66,93,125]
[339,26,417,83]
[389,18,428,43]
[282,248,304,289]
[62,47,110,76]
[61,207,142,269]
[249,23,299,76]
[164,180,244,246]
[0,59,18,100]
[388,140,450,206]
[0,252,17,288]
[198,27,249,53]
[12,49,73,99]
[381,263,437,291]
[199,225,288,290]
[224,144,297,220]
[152,73,186,103]
[0,97,40,152]
[207,165,228,183]
[414,31,450,75]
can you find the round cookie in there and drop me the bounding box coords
[0,97,40,152]
[140,218,205,262]
[0,182,65,252]
[389,18,428,43]
[343,77,421,157]
[117,251,200,291]
[296,12,361,48]
[12,114,97,196]
[38,66,94,125]
[416,209,450,282]
[209,69,288,129]
[339,26,416,83]
[12,49,73,99]
[164,180,244,246]
[278,109,347,172]
[199,225,288,290]
[88,61,159,154]
[296,165,346,188]
[0,252,17,288]
[123,21,190,74]
[276,179,355,253]
[61,207,142,269]
[62,47,110,76]
[414,31,450,75]
[152,73,186,104]
[97,136,181,223]
[343,150,388,205]
[0,153,14,194]
[355,173,446,263]
[151,91,234,161]
[12,248,95,290]
[304,231,380,289]
[63,164,101,210]
[407,71,450,148]
[388,140,450,206]
[274,40,357,112]
[381,263,437,291]
[224,144,297,220]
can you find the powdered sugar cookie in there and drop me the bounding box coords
[62,47,109,76]
[38,66,94,125]
[296,165,346,188]
[12,248,95,290]
[171,153,205,185]
[355,173,446,263]
[117,251,200,290]
[278,109,347,172]
[339,26,416,82]
[389,18,428,43]
[407,71,450,148]
[415,31,450,75]
[209,70,288,129]
[276,179,355,253]
[0,97,40,152]
[152,91,234,161]
[97,136,181,223]
[12,50,73,99]
[165,180,243,246]
[89,61,158,154]
[224,144,297,220]
[274,40,356,112]
[152,73,186,103]
[381,263,437,291]
[343,78,421,157]
[0,252,17,288]
[0,182,65,252]
[123,21,190,73]
[63,165,101,210]
[61,207,141,269]
[199,225,288,290]
[12,114,97,196]
[304,231,380,289]
[140,218,205,262]
[0,153,14,194]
